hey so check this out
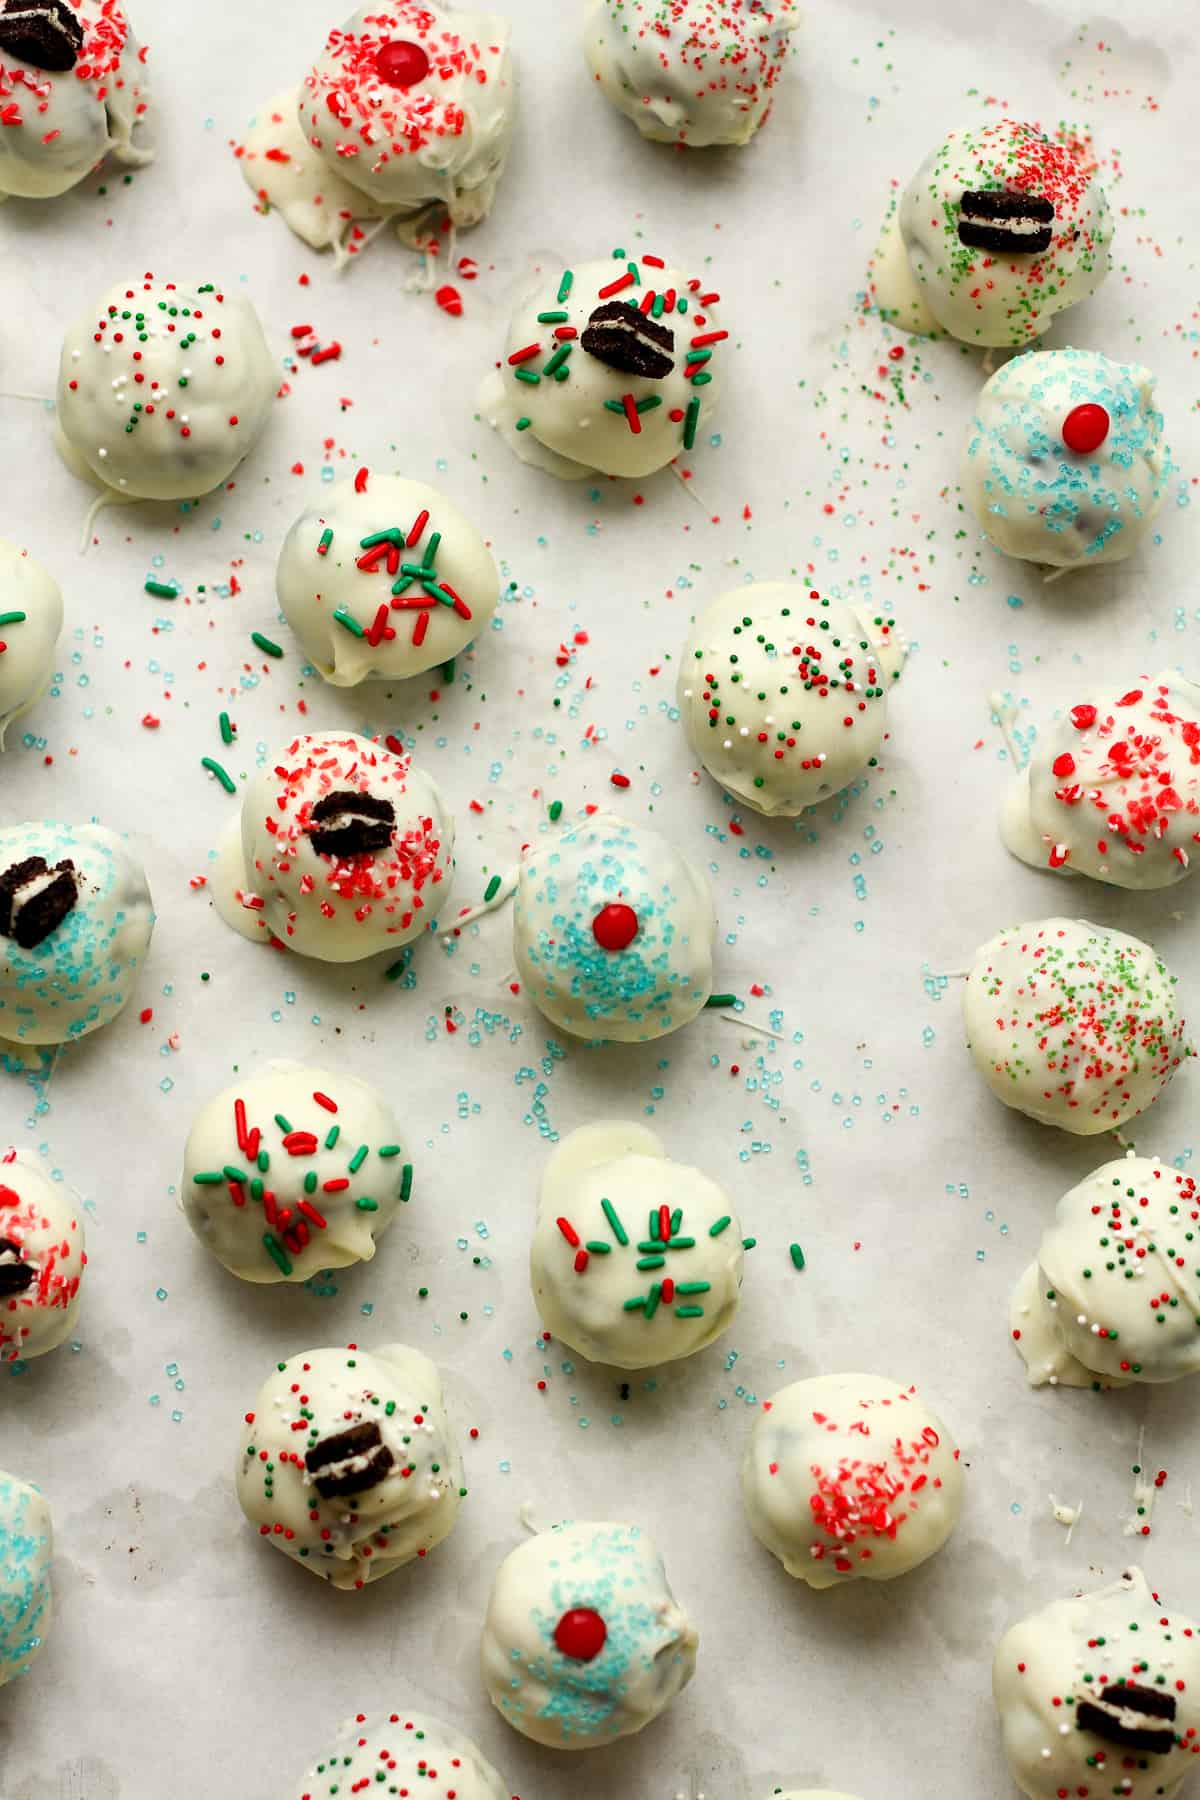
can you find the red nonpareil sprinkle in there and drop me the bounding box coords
[610,771,631,788]
[139,1008,153,1024]
[435,285,463,316]
[142,713,160,729]
[354,467,369,493]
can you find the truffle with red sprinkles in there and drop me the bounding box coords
[892,120,1112,346]
[297,1,516,232]
[993,1566,1200,1799]
[0,537,62,749]
[55,273,276,503]
[1002,672,1200,890]
[0,0,151,200]
[481,250,727,480]
[678,583,906,816]
[236,1342,463,1589]
[583,0,798,148]
[962,916,1189,1135]
[182,1062,412,1284]
[292,1710,513,1800]
[214,730,455,962]
[741,1373,964,1587]
[0,1146,86,1363]
[1011,1151,1200,1390]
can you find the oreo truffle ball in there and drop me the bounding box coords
[0,1472,52,1688]
[0,538,62,748]
[0,1147,86,1363]
[292,1712,512,1800]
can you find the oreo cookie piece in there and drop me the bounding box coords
[0,1237,35,1297]
[1076,1680,1177,1754]
[958,189,1055,255]
[0,855,79,950]
[581,302,676,381]
[304,1420,396,1499]
[306,791,396,859]
[0,1,84,72]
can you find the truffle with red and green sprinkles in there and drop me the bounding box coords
[182,1062,413,1284]
[993,1567,1200,1799]
[292,1710,513,1800]
[962,916,1189,1134]
[55,273,276,502]
[235,1343,464,1589]
[678,582,906,816]
[1011,1151,1200,1390]
[480,250,727,480]
[894,120,1112,346]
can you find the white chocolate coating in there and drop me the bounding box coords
[238,89,393,268]
[741,1373,964,1587]
[513,810,715,1042]
[678,583,906,816]
[0,0,151,200]
[0,1471,51,1688]
[993,1568,1200,1800]
[898,120,1111,347]
[0,1147,85,1362]
[55,273,275,501]
[962,917,1188,1135]
[0,539,62,748]
[531,1120,743,1369]
[583,0,798,148]
[1002,672,1200,889]
[215,730,455,962]
[481,255,724,480]
[0,819,154,1047]
[299,3,516,225]
[770,1793,864,1799]
[276,473,499,686]
[1012,1153,1200,1390]
[481,1519,698,1748]
[964,348,1168,568]
[236,1343,462,1589]
[182,1063,411,1285]
[293,1711,511,1800]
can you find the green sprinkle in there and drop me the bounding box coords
[537,310,570,324]
[622,1295,648,1312]
[192,1171,224,1186]
[584,1241,613,1255]
[685,349,713,367]
[635,395,663,415]
[643,1281,663,1321]
[637,1255,666,1271]
[514,367,541,385]
[669,1207,683,1236]
[144,579,178,599]
[262,1233,293,1277]
[484,875,502,903]
[706,992,738,1009]
[683,395,701,450]
[0,610,28,627]
[399,1164,413,1203]
[324,1125,339,1150]
[690,371,713,388]
[601,1198,628,1245]
[251,632,283,658]
[222,1165,248,1184]
[790,1243,806,1271]
[515,416,532,431]
[304,1171,317,1194]
[676,1282,712,1296]
[317,527,334,555]
[201,757,236,794]
[548,799,563,822]
[603,398,625,414]
[333,607,365,638]
[219,711,234,745]
[385,957,409,980]
[742,1236,758,1251]
[542,342,573,379]
[378,1144,401,1158]
[675,1306,705,1319]
[355,1197,379,1212]
[348,1144,369,1174]
[709,1216,732,1237]
[557,270,574,303]
[666,1236,696,1250]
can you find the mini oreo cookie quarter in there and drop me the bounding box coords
[958,188,1055,254]
[1075,1682,1177,1754]
[306,790,397,858]
[0,0,84,72]
[0,856,78,951]
[581,301,676,380]
[305,1421,396,1499]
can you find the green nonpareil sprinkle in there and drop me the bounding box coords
[201,757,236,794]
[601,1197,628,1245]
[355,1197,378,1211]
[515,416,532,431]
[262,1233,292,1277]
[683,396,701,450]
[251,632,283,657]
[0,610,27,626]
[709,1216,732,1237]
[484,875,502,903]
[385,956,409,980]
[333,607,365,638]
[548,799,563,822]
[743,1236,758,1251]
[557,270,574,303]
[790,1243,806,1271]
[705,992,738,1009]
[144,579,178,599]
[442,659,456,685]
[400,1163,414,1202]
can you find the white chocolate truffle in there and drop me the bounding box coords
[298,3,516,227]
[0,819,154,1047]
[236,1343,463,1589]
[481,253,725,480]
[0,539,62,747]
[583,0,798,148]
[55,273,275,502]
[215,730,454,962]
[531,1120,743,1369]
[237,89,393,269]
[1002,672,1200,889]
[678,583,905,816]
[276,472,499,686]
[964,348,1168,569]
[962,917,1188,1135]
[1011,1153,1200,1390]
[0,0,151,201]
[513,811,715,1042]
[0,1147,85,1363]
[0,1471,51,1688]
[481,1519,698,1749]
[293,1711,511,1800]
[897,120,1112,347]
[741,1373,964,1587]
[182,1063,411,1285]
[993,1568,1200,1800]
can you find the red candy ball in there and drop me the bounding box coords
[592,902,639,952]
[1061,403,1110,455]
[375,39,430,88]
[554,1607,608,1662]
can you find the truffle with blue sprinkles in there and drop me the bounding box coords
[480,1518,698,1749]
[512,810,715,1042]
[0,820,154,1048]
[0,538,63,751]
[0,1471,52,1690]
[292,1710,512,1800]
[963,348,1168,569]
